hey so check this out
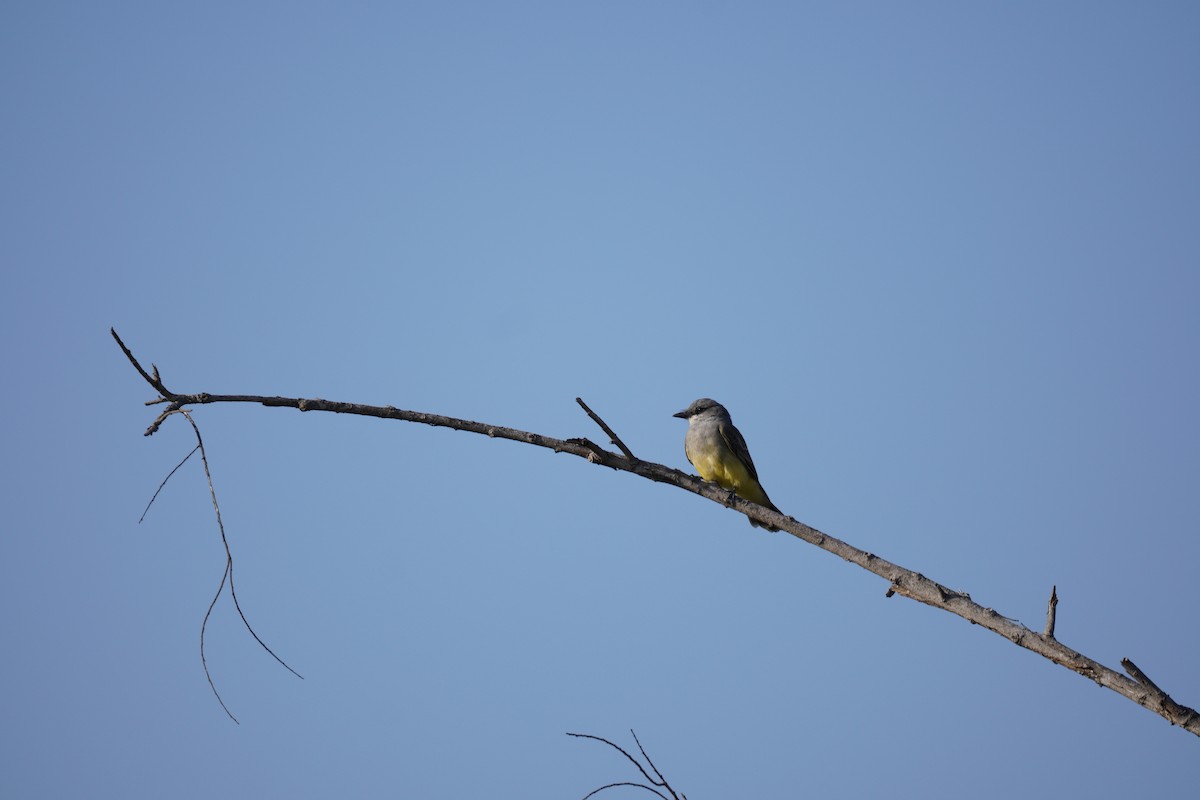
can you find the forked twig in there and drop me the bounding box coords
[181,409,303,697]
[1122,658,1199,729]
[631,730,668,787]
[567,730,685,800]
[576,397,636,460]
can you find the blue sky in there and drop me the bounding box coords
[3,2,1199,797]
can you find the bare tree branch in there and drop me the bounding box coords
[112,328,1200,737]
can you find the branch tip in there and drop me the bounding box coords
[111,327,175,404]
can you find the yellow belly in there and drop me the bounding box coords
[692,449,772,508]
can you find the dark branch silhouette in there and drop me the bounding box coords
[567,731,685,800]
[113,328,1199,737]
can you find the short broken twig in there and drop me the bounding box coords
[1044,585,1058,639]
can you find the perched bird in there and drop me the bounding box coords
[673,398,782,531]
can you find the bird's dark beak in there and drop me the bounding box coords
[673,409,690,419]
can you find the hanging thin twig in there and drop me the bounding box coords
[139,444,199,523]
[137,403,302,723]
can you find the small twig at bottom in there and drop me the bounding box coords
[568,730,685,800]
[580,782,667,800]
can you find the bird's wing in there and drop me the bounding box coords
[719,421,760,481]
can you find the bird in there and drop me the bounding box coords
[673,398,782,531]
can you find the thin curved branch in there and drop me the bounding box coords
[136,400,303,722]
[200,550,238,723]
[581,782,669,800]
[112,328,1200,737]
[567,733,670,795]
[567,731,682,800]
[139,444,199,523]
[630,730,668,787]
[178,409,303,681]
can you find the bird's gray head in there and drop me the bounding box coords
[673,398,729,421]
